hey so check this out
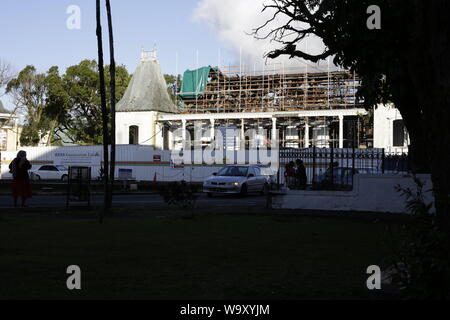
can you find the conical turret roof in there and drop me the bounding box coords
[117,50,178,113]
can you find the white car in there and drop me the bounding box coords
[30,165,69,181]
[203,165,269,197]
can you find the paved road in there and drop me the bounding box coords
[0,193,267,209]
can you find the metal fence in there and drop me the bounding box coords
[277,147,409,190]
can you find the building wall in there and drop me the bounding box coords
[116,111,164,149]
[374,104,409,153]
[114,104,407,153]
[272,174,434,213]
[0,116,19,151]
[6,128,19,151]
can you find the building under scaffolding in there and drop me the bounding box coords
[178,65,362,114]
[116,50,407,153]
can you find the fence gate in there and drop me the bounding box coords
[66,166,91,208]
[278,147,408,190]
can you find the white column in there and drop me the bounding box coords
[182,119,187,150]
[210,119,215,141]
[304,118,310,148]
[240,119,245,150]
[339,115,344,148]
[271,118,277,147]
[168,129,174,150]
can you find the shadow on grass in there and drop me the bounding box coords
[0,207,404,300]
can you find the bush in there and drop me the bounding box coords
[393,177,450,299]
[159,181,199,210]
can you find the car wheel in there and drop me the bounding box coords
[240,184,248,197]
[260,183,269,195]
[34,174,41,181]
[61,175,68,182]
[207,193,213,198]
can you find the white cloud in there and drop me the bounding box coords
[193,0,330,71]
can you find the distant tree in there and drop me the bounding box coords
[0,59,14,95]
[6,66,52,145]
[44,66,69,146]
[51,60,130,144]
[164,74,181,103]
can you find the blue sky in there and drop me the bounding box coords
[0,0,326,110]
[0,0,236,105]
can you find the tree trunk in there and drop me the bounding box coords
[392,94,429,174]
[106,0,116,210]
[96,0,110,223]
[46,120,58,147]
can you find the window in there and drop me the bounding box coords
[217,166,248,177]
[393,120,406,147]
[129,125,139,145]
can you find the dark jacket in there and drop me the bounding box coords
[9,158,32,180]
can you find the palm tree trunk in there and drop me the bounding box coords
[96,0,109,223]
[106,0,116,209]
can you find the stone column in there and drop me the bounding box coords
[304,118,310,148]
[182,119,187,150]
[339,115,344,148]
[272,117,277,147]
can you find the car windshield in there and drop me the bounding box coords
[217,166,248,177]
[259,167,274,176]
[55,165,68,171]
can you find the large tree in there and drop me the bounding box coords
[6,66,52,145]
[164,74,182,104]
[5,61,130,146]
[256,0,450,229]
[49,60,130,145]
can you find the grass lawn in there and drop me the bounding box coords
[0,208,401,299]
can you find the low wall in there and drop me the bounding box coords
[271,174,434,214]
[0,146,276,182]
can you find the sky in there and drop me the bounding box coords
[0,0,327,110]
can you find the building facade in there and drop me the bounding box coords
[116,50,408,153]
[0,100,19,151]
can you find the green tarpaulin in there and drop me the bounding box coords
[180,66,218,99]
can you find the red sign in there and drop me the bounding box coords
[153,155,161,163]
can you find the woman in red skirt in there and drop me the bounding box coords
[9,150,32,207]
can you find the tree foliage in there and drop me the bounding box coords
[256,0,450,228]
[256,0,450,296]
[7,61,130,146]
[0,59,14,94]
[6,66,51,145]
[164,74,181,104]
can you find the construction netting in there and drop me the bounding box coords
[180,66,218,99]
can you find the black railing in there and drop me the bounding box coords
[278,147,409,190]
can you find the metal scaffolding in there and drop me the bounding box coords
[178,64,362,114]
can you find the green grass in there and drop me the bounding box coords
[0,210,400,299]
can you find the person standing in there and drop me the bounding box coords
[295,159,307,189]
[9,150,32,207]
[284,161,296,189]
